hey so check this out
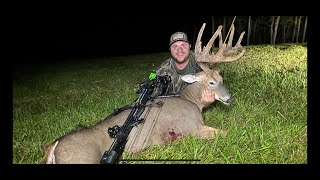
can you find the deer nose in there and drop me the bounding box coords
[226,97,233,105]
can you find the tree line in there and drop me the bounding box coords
[202,16,307,47]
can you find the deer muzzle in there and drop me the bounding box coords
[214,83,233,106]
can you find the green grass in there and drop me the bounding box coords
[13,44,307,164]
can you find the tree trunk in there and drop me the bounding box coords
[282,25,287,43]
[272,16,280,44]
[302,16,308,42]
[270,16,275,44]
[253,17,258,45]
[296,16,302,43]
[263,26,267,44]
[292,16,297,43]
[247,16,252,46]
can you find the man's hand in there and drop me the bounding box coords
[201,86,216,108]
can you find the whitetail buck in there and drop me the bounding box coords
[42,23,245,164]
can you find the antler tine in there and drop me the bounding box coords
[194,23,211,74]
[226,24,235,49]
[218,30,223,48]
[194,23,223,74]
[209,25,246,63]
[215,31,245,63]
[195,23,206,57]
[202,25,222,56]
[194,22,246,73]
[236,31,245,49]
[223,24,245,55]
[195,24,223,63]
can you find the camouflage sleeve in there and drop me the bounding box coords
[155,59,187,95]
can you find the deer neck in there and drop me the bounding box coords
[180,82,204,112]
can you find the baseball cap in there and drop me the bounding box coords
[169,32,189,47]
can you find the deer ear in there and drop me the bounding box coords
[181,74,201,83]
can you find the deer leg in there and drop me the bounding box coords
[42,141,59,164]
[197,126,227,139]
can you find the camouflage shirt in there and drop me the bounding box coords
[156,51,202,94]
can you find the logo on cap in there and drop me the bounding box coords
[169,32,189,47]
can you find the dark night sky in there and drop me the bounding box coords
[22,16,213,61]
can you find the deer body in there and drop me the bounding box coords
[44,80,222,164]
[42,23,245,164]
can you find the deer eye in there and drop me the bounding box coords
[208,81,216,86]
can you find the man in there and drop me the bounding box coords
[156,31,215,107]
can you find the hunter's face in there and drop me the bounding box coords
[170,41,191,64]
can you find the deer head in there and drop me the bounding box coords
[180,23,245,110]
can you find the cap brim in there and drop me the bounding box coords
[169,40,190,47]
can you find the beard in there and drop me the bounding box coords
[172,52,190,64]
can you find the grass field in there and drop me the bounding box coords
[13,43,307,164]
